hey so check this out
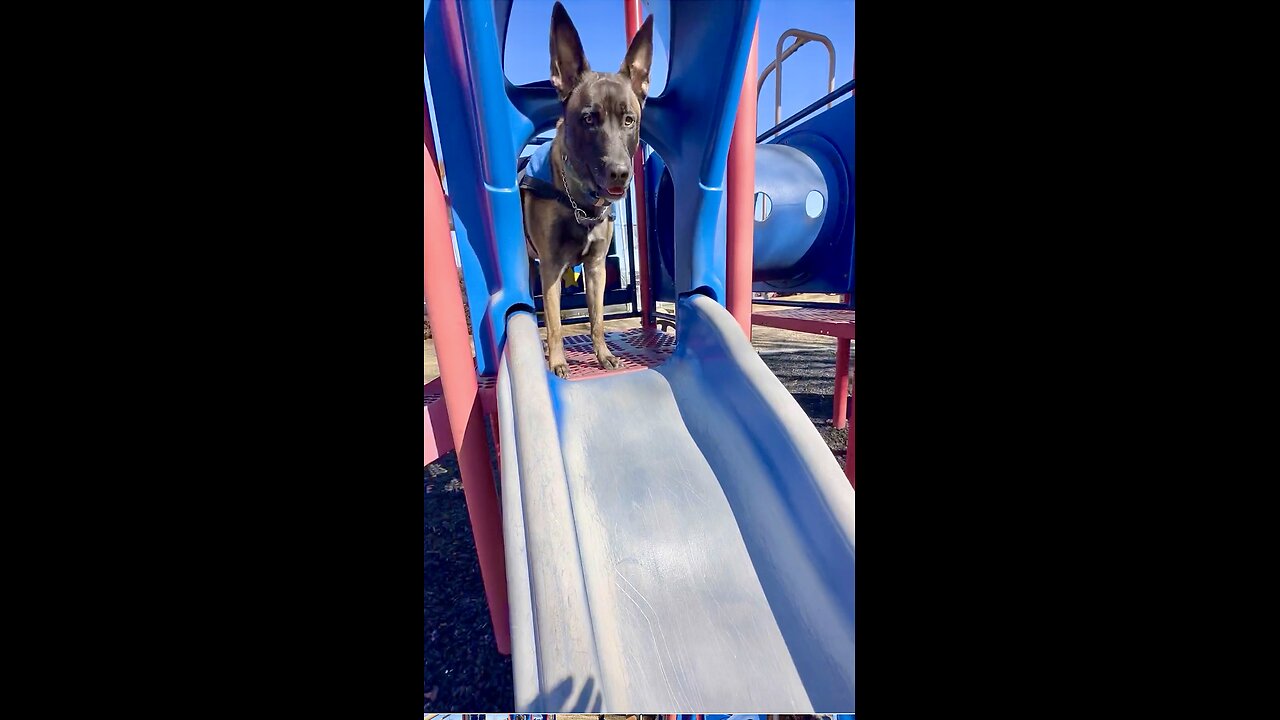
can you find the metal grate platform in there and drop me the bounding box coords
[464,328,676,419]
[752,307,855,339]
[560,327,676,379]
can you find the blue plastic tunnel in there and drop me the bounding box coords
[752,143,831,278]
[645,95,855,299]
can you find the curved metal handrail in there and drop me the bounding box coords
[756,29,836,126]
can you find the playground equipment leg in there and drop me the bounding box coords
[624,0,653,330]
[424,145,511,655]
[846,373,855,488]
[726,21,760,339]
[486,411,502,473]
[834,336,850,429]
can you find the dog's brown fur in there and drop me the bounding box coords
[522,2,654,378]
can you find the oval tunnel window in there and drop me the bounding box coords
[805,190,825,218]
[754,192,772,222]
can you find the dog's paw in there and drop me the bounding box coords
[550,362,570,379]
[596,353,622,371]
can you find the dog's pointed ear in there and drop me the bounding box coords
[550,2,590,102]
[619,14,654,105]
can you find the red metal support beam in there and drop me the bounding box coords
[834,337,850,429]
[846,373,855,488]
[752,307,855,339]
[424,377,453,466]
[726,21,760,339]
[832,294,853,429]
[424,143,511,654]
[624,0,654,329]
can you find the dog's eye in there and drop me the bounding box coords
[582,113,595,126]
[624,115,636,127]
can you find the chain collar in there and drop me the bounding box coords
[560,154,610,226]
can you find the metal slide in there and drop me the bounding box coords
[497,294,855,711]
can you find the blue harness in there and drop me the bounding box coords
[517,142,617,225]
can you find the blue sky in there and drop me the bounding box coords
[500,0,854,136]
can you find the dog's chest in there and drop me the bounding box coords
[555,215,610,260]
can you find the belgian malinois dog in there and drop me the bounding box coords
[520,2,654,378]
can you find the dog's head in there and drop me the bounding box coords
[548,1,654,202]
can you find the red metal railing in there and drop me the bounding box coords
[726,22,760,339]
[624,0,654,330]
[424,140,511,653]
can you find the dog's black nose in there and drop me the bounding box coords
[607,164,631,186]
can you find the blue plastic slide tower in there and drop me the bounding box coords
[425,0,854,710]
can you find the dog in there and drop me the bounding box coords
[519,1,654,378]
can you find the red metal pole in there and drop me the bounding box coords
[833,292,851,428]
[833,337,850,429]
[847,49,856,483]
[846,373,855,488]
[624,0,653,330]
[424,144,511,655]
[726,22,760,339]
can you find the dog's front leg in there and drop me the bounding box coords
[585,254,621,370]
[538,261,570,378]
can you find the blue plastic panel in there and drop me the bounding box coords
[643,150,677,304]
[427,0,760,372]
[640,0,760,303]
[425,0,535,375]
[756,96,856,296]
[648,96,856,298]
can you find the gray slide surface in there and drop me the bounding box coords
[497,295,855,711]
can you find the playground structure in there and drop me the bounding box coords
[425,0,854,711]
[430,715,855,720]
[749,74,855,453]
[645,40,855,478]
[424,707,855,712]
